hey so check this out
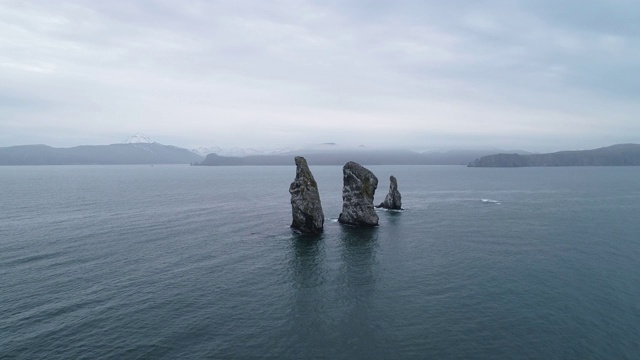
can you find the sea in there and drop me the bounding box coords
[1,165,639,359]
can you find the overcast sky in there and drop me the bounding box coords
[1,0,639,151]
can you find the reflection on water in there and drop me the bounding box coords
[339,226,379,289]
[379,209,404,244]
[335,226,392,357]
[284,227,389,357]
[383,209,403,225]
[289,233,326,289]
[286,234,334,357]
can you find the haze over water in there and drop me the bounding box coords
[1,165,639,359]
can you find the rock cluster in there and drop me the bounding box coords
[289,156,324,233]
[338,161,379,226]
[376,175,402,210]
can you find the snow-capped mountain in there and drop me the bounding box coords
[122,133,153,144]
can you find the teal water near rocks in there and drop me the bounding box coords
[1,165,639,359]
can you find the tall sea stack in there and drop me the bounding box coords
[289,156,324,234]
[338,161,379,226]
[376,175,402,210]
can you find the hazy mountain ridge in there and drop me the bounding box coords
[468,144,640,167]
[7,138,633,167]
[195,148,524,166]
[0,143,203,165]
[191,146,295,157]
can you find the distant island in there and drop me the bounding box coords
[468,144,640,167]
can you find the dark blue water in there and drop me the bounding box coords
[1,165,639,359]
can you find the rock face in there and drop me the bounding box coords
[376,175,402,210]
[289,156,324,233]
[338,161,379,226]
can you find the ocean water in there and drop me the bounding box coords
[1,165,639,359]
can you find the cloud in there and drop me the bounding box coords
[0,0,638,150]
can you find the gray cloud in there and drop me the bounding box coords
[0,0,638,151]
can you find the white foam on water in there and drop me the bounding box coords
[375,208,405,212]
[481,199,501,204]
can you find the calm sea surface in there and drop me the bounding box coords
[1,165,639,359]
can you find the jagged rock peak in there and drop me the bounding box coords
[338,161,379,226]
[376,175,402,210]
[289,156,324,234]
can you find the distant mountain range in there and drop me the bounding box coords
[0,136,203,165]
[1,135,532,166]
[468,144,640,167]
[189,142,354,157]
[5,134,636,167]
[190,146,294,158]
[195,148,531,166]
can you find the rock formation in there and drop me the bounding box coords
[338,161,379,226]
[289,156,324,233]
[376,175,402,210]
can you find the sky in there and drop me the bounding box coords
[1,0,639,152]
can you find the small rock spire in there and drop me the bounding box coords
[376,175,402,210]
